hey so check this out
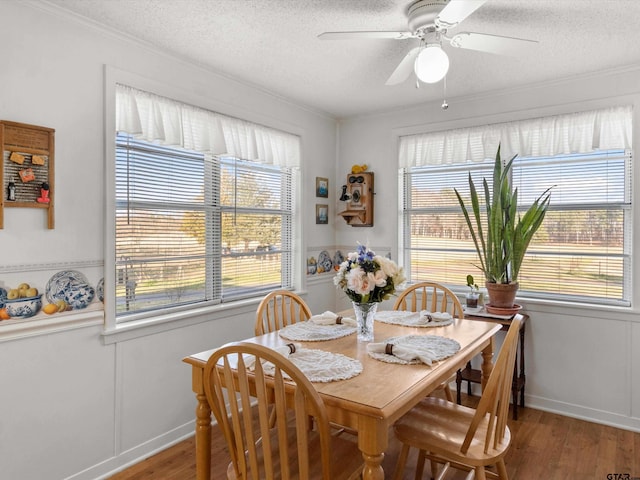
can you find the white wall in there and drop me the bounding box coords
[336,67,640,432]
[2,2,640,479]
[0,2,339,479]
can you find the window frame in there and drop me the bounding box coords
[399,113,633,308]
[104,67,304,334]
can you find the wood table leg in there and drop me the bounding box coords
[195,392,212,480]
[358,417,387,480]
[480,336,495,390]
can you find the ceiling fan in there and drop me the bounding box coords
[318,0,538,85]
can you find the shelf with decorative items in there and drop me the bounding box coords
[338,164,374,227]
[1,120,55,229]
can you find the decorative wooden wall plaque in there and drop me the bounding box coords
[0,121,55,229]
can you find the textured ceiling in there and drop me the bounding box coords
[45,0,640,118]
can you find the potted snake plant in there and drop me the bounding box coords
[454,145,552,311]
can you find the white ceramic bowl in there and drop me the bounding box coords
[5,295,43,318]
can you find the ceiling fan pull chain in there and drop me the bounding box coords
[441,74,449,110]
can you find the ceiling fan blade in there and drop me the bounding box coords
[436,0,488,28]
[385,47,420,85]
[318,31,414,40]
[449,32,538,56]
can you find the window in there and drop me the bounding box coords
[114,85,299,321]
[400,106,632,306]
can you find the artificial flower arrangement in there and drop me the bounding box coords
[334,244,406,304]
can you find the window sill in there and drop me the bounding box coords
[513,296,638,322]
[448,287,638,323]
[101,291,307,344]
[0,303,104,343]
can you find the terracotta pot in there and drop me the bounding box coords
[485,281,519,308]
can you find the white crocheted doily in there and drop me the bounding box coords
[375,311,453,328]
[263,348,363,383]
[368,335,461,365]
[279,322,356,341]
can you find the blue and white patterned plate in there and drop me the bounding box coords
[46,270,95,310]
[96,278,104,303]
[0,287,7,309]
[318,250,333,273]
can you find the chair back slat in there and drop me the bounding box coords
[256,290,312,335]
[204,342,335,480]
[393,281,463,318]
[461,316,522,454]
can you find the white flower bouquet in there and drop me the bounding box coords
[334,245,405,304]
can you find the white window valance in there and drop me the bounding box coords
[115,84,300,167]
[399,105,632,168]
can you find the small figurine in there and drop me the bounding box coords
[36,182,50,203]
[351,163,368,174]
[7,181,16,201]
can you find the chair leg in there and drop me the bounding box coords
[474,466,487,480]
[456,369,462,404]
[443,383,454,402]
[415,449,426,480]
[392,444,411,480]
[496,459,508,479]
[429,457,438,480]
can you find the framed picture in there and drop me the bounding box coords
[316,177,329,198]
[316,204,328,224]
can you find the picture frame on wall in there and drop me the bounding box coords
[316,204,328,224]
[316,177,328,198]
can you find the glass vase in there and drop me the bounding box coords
[352,301,378,342]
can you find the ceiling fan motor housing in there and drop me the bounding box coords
[407,0,447,33]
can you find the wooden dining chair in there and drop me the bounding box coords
[392,316,522,480]
[393,281,464,319]
[203,342,364,480]
[255,290,312,335]
[255,289,353,434]
[393,281,464,402]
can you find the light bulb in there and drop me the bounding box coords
[414,44,449,84]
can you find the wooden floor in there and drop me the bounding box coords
[110,393,640,479]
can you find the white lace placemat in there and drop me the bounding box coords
[368,335,461,365]
[375,310,453,328]
[279,321,356,341]
[262,347,363,383]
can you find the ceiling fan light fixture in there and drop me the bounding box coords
[414,44,449,84]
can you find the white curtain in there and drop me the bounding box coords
[115,84,300,167]
[399,105,632,168]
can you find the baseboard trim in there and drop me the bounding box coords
[525,393,640,433]
[65,422,195,480]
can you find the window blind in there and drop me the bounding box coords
[219,156,294,301]
[115,133,217,315]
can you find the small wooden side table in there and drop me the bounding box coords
[457,312,529,420]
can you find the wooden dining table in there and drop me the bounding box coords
[183,314,502,480]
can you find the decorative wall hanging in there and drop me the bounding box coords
[1,121,55,229]
[338,169,374,227]
[315,204,328,224]
[315,177,328,198]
